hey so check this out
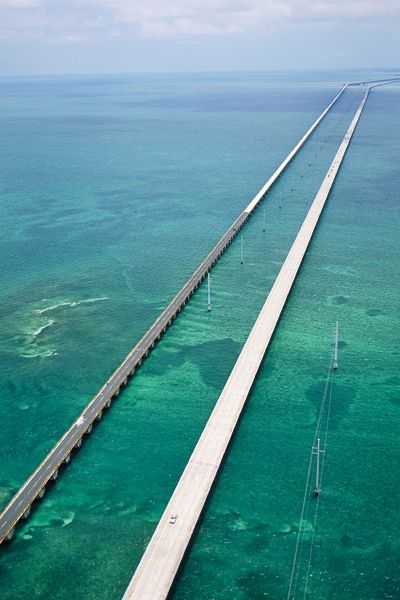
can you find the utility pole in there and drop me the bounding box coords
[312,438,325,496]
[333,321,339,369]
[207,273,211,312]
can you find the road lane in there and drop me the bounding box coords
[123,87,371,600]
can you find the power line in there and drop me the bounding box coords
[287,325,338,600]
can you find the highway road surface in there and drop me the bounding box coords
[122,88,371,600]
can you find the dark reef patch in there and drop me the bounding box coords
[333,295,349,305]
[305,380,356,429]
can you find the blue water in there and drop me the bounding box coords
[0,70,399,599]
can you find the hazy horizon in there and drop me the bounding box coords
[1,65,400,77]
[0,1,399,76]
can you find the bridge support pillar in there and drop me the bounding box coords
[63,453,71,464]
[38,487,45,498]
[51,469,59,481]
[5,528,14,542]
[86,424,93,435]
[22,506,31,520]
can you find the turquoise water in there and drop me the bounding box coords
[0,71,399,599]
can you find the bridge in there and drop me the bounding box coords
[0,77,398,550]
[348,76,400,86]
[121,85,373,599]
[0,83,350,545]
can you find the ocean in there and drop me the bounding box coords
[0,70,399,599]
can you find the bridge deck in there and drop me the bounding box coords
[122,89,370,600]
[0,85,348,545]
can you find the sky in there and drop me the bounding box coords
[0,0,399,75]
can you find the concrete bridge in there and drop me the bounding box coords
[0,83,352,546]
[122,82,391,598]
[1,77,397,547]
[348,76,400,87]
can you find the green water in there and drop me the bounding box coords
[0,71,398,599]
[173,88,400,600]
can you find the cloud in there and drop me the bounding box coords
[310,1,400,20]
[79,0,400,31]
[0,0,40,6]
[94,0,294,36]
[0,0,399,41]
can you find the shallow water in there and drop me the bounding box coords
[0,71,399,599]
